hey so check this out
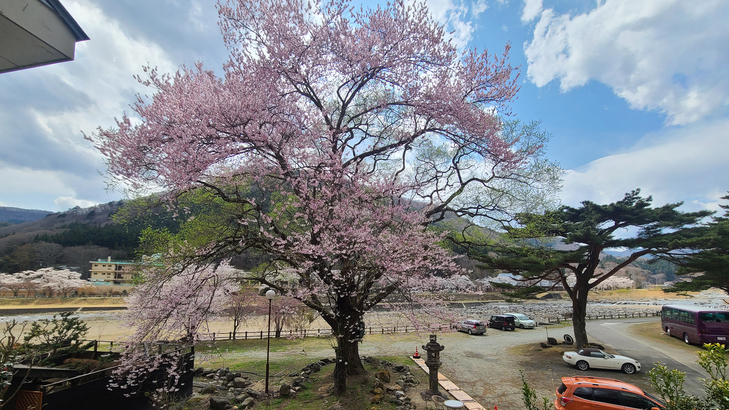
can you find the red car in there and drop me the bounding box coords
[555,376,664,409]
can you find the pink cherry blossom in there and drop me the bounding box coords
[87,0,552,396]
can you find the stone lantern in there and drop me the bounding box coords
[422,334,445,395]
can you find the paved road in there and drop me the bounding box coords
[585,317,708,396]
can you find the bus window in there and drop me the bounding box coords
[700,312,728,323]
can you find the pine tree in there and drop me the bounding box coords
[474,190,710,349]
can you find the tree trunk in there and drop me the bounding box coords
[571,285,590,350]
[333,334,365,395]
[331,303,366,396]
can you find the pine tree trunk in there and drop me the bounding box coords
[571,287,590,349]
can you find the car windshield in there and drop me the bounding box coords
[514,314,528,320]
[644,391,666,406]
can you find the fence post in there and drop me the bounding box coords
[260,331,263,339]
[229,332,232,340]
[245,331,248,340]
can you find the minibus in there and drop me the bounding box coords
[661,305,728,345]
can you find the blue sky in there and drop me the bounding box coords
[1,0,727,214]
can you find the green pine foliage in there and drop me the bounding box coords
[665,193,729,295]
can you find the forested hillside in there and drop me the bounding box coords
[0,201,182,276]
[0,198,270,276]
[0,207,52,224]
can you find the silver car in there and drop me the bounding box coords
[504,313,536,329]
[453,319,487,335]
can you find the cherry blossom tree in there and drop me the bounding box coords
[0,269,87,298]
[111,261,236,403]
[12,270,40,297]
[88,0,557,394]
[0,274,25,297]
[29,268,88,298]
[227,287,259,340]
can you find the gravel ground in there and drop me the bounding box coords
[415,326,562,410]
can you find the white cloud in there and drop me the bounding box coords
[423,0,479,49]
[560,119,729,212]
[0,167,109,211]
[524,0,729,125]
[521,0,543,22]
[54,197,98,210]
[0,0,178,211]
[472,0,489,16]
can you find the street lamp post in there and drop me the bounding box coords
[265,289,275,396]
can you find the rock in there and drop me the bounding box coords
[386,384,403,393]
[371,394,384,404]
[375,369,391,383]
[209,396,231,410]
[231,377,250,388]
[371,388,384,395]
[201,385,218,395]
[292,377,306,387]
[186,396,206,405]
[240,397,255,409]
[372,378,383,389]
[279,383,291,397]
[394,391,406,398]
[244,388,266,399]
[393,365,409,373]
[547,337,558,345]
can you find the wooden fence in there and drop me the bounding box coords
[544,310,661,323]
[196,324,453,341]
[81,311,661,345]
[195,311,662,341]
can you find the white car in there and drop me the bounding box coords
[504,313,536,329]
[562,348,641,374]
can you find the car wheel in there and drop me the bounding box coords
[468,329,473,335]
[576,361,589,371]
[519,324,524,329]
[683,333,691,344]
[501,325,506,331]
[622,363,636,374]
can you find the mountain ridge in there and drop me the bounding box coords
[0,206,55,224]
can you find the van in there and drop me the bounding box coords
[488,315,515,331]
